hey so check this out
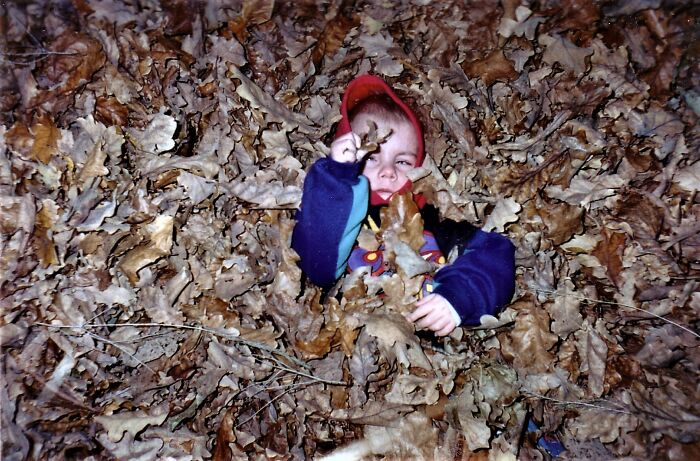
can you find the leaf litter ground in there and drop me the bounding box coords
[1,0,698,459]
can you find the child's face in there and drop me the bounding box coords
[353,114,419,201]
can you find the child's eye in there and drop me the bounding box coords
[396,160,412,166]
[366,156,378,163]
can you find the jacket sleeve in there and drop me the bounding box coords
[431,225,516,327]
[291,157,369,288]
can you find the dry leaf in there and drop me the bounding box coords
[591,228,626,288]
[3,1,698,458]
[30,114,60,164]
[95,404,169,443]
[462,49,519,86]
[483,197,521,232]
[500,296,558,373]
[540,33,592,75]
[119,216,174,284]
[127,113,177,154]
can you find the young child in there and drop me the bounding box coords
[292,75,515,336]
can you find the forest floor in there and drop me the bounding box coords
[1,0,698,459]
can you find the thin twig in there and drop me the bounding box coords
[238,370,288,398]
[7,358,97,412]
[530,287,700,339]
[105,331,172,344]
[522,390,634,415]
[661,223,700,250]
[0,50,78,57]
[85,306,115,324]
[84,331,157,375]
[252,352,348,386]
[491,111,571,151]
[37,321,311,369]
[235,381,314,429]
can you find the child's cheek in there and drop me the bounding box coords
[360,169,376,183]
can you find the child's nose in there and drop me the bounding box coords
[379,163,396,179]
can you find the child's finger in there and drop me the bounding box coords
[355,148,369,163]
[406,303,431,322]
[415,294,435,307]
[435,322,455,337]
[427,311,451,331]
[415,309,442,330]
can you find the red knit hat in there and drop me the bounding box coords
[336,75,425,206]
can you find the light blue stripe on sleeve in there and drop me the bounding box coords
[334,177,369,278]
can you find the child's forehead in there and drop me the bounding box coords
[351,112,412,133]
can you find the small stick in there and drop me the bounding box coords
[37,321,311,369]
[84,331,157,375]
[234,380,317,429]
[530,287,699,339]
[522,390,634,415]
[253,352,347,386]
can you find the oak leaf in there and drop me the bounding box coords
[95,404,169,442]
[499,296,557,373]
[462,49,519,86]
[119,216,174,285]
[127,113,177,154]
[574,320,609,397]
[30,114,60,164]
[540,33,592,75]
[363,312,432,370]
[591,228,626,288]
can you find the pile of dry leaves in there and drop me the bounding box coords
[1,0,698,459]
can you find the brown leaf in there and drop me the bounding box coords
[311,12,359,70]
[32,32,105,107]
[379,193,425,253]
[544,281,584,338]
[363,312,432,370]
[349,329,379,392]
[642,43,683,102]
[613,190,667,244]
[626,103,684,159]
[226,0,276,42]
[462,48,518,86]
[95,96,129,126]
[556,0,601,30]
[118,216,174,285]
[296,327,336,359]
[5,122,34,159]
[212,408,236,461]
[161,0,200,35]
[630,378,700,444]
[529,199,583,246]
[30,113,60,164]
[78,140,109,183]
[499,295,557,373]
[33,200,59,268]
[497,149,574,202]
[591,228,626,287]
[95,404,169,442]
[540,33,592,75]
[182,296,240,328]
[568,401,639,444]
[574,320,609,397]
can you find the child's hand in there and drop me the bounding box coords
[330,132,364,163]
[406,294,459,337]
